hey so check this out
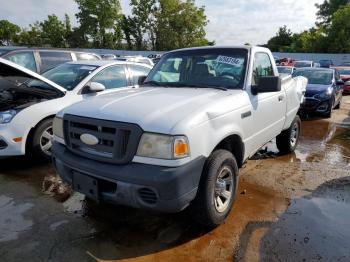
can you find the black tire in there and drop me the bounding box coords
[31,118,53,161]
[324,98,334,118]
[190,149,238,227]
[276,115,301,155]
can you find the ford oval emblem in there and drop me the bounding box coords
[80,133,99,146]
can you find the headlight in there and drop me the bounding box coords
[137,133,190,159]
[314,88,332,100]
[0,110,17,124]
[53,117,64,139]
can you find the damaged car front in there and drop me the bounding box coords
[0,58,66,157]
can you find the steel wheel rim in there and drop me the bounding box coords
[40,126,53,156]
[290,122,299,148]
[214,166,234,213]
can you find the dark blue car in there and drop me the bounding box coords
[293,68,343,118]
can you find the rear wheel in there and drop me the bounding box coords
[276,115,301,155]
[31,118,53,161]
[190,150,238,227]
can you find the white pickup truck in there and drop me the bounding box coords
[52,46,307,226]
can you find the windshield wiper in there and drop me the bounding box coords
[168,82,228,91]
[143,80,163,86]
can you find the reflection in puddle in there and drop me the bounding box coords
[0,195,33,242]
[253,120,350,166]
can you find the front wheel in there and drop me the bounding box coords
[276,115,301,155]
[31,118,54,161]
[190,150,238,227]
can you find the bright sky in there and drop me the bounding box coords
[0,0,324,46]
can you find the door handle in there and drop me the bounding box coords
[278,95,284,102]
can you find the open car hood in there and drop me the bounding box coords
[0,58,66,94]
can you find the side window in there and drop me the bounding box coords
[39,52,72,72]
[91,65,127,89]
[76,53,99,61]
[6,52,37,72]
[129,65,151,85]
[252,53,274,86]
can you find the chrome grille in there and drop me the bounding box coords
[64,114,143,164]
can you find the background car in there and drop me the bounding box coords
[116,56,154,67]
[277,66,295,75]
[332,66,350,94]
[319,59,334,68]
[294,60,315,68]
[0,58,152,160]
[0,47,101,73]
[293,68,343,117]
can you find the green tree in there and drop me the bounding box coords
[155,0,210,51]
[128,0,157,50]
[40,15,66,47]
[0,20,20,46]
[326,5,350,52]
[75,0,123,48]
[17,22,43,46]
[316,0,349,26]
[266,25,293,52]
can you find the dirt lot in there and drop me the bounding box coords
[1,97,350,262]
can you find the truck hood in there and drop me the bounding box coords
[63,87,246,133]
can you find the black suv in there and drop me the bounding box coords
[0,47,101,73]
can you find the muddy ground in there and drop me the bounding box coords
[1,97,350,262]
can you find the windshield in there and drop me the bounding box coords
[145,48,248,90]
[278,67,293,74]
[338,69,350,75]
[40,63,98,90]
[293,69,333,85]
[294,61,312,68]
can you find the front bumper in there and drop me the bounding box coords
[52,142,206,213]
[0,124,27,157]
[299,97,332,114]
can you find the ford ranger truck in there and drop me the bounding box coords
[52,46,307,226]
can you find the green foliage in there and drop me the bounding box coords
[266,0,350,53]
[75,0,123,48]
[0,20,20,46]
[40,15,67,47]
[16,22,43,46]
[266,26,293,52]
[155,0,209,51]
[316,0,349,26]
[327,5,350,52]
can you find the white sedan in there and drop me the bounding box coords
[0,58,152,160]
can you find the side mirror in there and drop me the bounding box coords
[81,82,106,94]
[138,75,147,85]
[251,76,281,95]
[336,80,344,86]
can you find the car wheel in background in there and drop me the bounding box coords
[190,149,238,227]
[276,115,301,155]
[334,96,341,109]
[31,118,54,161]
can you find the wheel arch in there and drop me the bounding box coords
[25,115,55,153]
[213,134,245,168]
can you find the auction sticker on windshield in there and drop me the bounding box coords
[216,55,243,66]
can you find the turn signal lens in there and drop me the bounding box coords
[174,137,189,158]
[13,137,22,143]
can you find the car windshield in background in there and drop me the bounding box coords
[338,69,350,75]
[278,67,293,74]
[145,48,248,90]
[40,63,98,90]
[294,61,312,68]
[293,69,333,85]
